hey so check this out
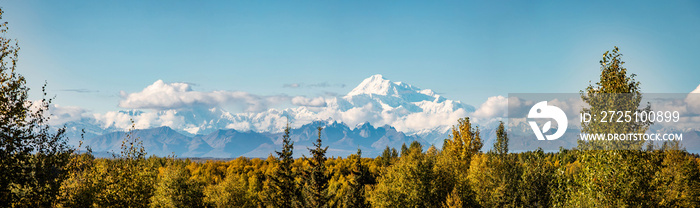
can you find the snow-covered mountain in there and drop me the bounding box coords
[63,74,476,157]
[169,74,475,136]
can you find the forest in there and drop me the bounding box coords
[2,7,700,208]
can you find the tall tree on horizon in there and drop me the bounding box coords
[569,46,656,207]
[492,121,508,156]
[303,127,329,208]
[343,149,370,208]
[579,46,651,150]
[268,123,301,207]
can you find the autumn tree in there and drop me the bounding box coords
[517,149,555,207]
[0,8,72,207]
[205,172,257,207]
[651,143,700,207]
[444,117,482,164]
[438,117,483,206]
[57,140,99,207]
[569,47,656,207]
[579,46,651,150]
[95,121,156,208]
[486,121,521,207]
[368,142,449,207]
[150,161,205,208]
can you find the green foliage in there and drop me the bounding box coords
[377,146,398,167]
[266,123,303,207]
[150,161,205,208]
[567,47,659,207]
[0,8,72,207]
[517,149,555,207]
[479,122,521,207]
[95,122,156,208]
[579,46,650,150]
[652,149,700,207]
[204,172,257,207]
[492,121,508,155]
[303,127,329,208]
[444,117,483,163]
[343,149,370,208]
[368,145,450,208]
[57,141,99,207]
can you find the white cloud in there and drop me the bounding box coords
[119,80,289,112]
[472,96,508,118]
[48,79,476,135]
[92,110,185,130]
[49,104,88,125]
[468,96,510,127]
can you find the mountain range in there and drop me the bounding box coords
[61,74,700,157]
[63,74,477,158]
[78,120,428,158]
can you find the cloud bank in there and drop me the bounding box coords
[52,79,700,137]
[118,80,326,112]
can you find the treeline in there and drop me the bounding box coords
[41,120,700,207]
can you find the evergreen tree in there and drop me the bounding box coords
[483,121,521,207]
[379,146,393,167]
[492,121,508,156]
[408,141,422,153]
[303,127,329,208]
[400,143,408,157]
[343,149,369,208]
[268,123,301,207]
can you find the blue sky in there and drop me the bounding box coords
[3,1,700,113]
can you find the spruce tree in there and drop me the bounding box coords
[343,149,369,208]
[400,143,408,157]
[269,123,300,207]
[303,127,329,208]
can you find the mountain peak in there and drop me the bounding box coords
[347,74,394,97]
[345,74,442,102]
